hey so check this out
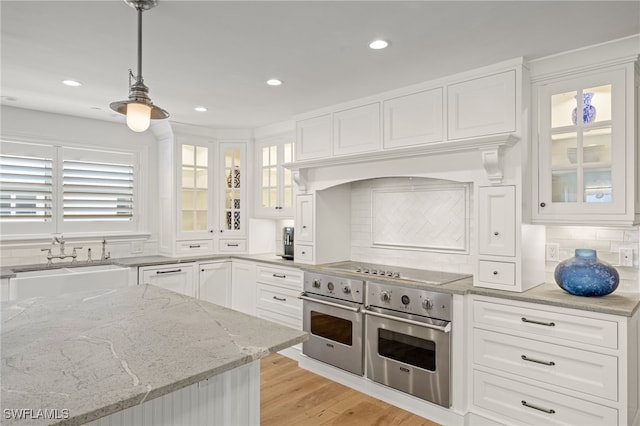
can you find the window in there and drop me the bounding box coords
[0,155,53,222]
[0,142,139,237]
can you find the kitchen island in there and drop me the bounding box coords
[1,284,307,425]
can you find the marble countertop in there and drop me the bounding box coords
[3,255,639,317]
[1,285,307,426]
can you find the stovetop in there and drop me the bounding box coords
[323,261,471,286]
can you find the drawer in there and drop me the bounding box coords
[294,244,314,263]
[478,260,515,286]
[473,299,618,349]
[218,239,246,252]
[256,307,302,330]
[256,283,302,319]
[176,240,213,255]
[474,370,618,426]
[474,329,618,400]
[256,265,303,290]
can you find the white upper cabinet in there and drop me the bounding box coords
[295,194,314,243]
[383,88,443,149]
[178,141,214,241]
[532,63,638,226]
[255,135,295,218]
[218,142,247,238]
[447,70,516,140]
[296,114,331,161]
[292,60,522,167]
[333,102,381,155]
[478,185,516,257]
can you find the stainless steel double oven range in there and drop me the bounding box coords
[300,262,471,408]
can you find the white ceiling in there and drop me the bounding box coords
[2,1,639,131]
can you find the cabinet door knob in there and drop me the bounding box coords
[493,271,499,275]
[302,225,307,229]
[540,202,546,207]
[493,231,500,236]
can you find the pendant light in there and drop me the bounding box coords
[110,0,169,132]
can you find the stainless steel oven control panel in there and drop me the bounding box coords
[303,272,364,303]
[365,280,452,322]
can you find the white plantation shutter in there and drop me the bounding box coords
[63,160,134,221]
[0,154,53,221]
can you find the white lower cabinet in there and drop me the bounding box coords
[470,296,639,426]
[1,278,9,302]
[255,264,302,329]
[138,263,195,297]
[198,260,231,307]
[231,260,256,315]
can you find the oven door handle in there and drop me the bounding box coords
[299,294,361,313]
[363,308,451,333]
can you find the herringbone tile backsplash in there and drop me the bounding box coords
[350,177,475,275]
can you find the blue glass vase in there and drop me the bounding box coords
[554,249,619,297]
[571,92,597,125]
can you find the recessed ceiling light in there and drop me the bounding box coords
[194,107,208,112]
[369,39,389,50]
[62,80,82,87]
[266,79,283,86]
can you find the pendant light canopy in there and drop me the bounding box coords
[110,0,169,132]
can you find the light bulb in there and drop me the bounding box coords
[126,103,152,132]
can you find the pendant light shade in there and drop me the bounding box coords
[110,0,168,132]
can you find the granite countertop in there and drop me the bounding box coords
[0,253,300,279]
[1,285,307,426]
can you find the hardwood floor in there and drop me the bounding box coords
[260,353,440,426]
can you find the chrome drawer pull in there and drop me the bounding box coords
[521,400,555,414]
[226,243,239,247]
[521,317,555,327]
[521,355,555,366]
[156,269,182,274]
[272,273,286,278]
[273,296,286,302]
[188,244,201,248]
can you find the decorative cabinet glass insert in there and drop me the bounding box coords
[256,137,295,218]
[533,67,630,223]
[220,143,246,237]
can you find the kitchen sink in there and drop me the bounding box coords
[9,264,130,301]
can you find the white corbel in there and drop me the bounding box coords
[292,170,307,193]
[481,147,505,184]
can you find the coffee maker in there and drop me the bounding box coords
[282,227,294,260]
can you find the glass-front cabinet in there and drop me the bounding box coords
[175,139,246,248]
[533,65,636,225]
[255,135,295,218]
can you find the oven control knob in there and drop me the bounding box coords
[380,290,391,302]
[342,285,351,294]
[401,295,410,305]
[422,298,434,310]
[327,281,335,291]
[312,279,321,288]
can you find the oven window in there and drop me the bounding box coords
[378,329,436,371]
[310,311,352,346]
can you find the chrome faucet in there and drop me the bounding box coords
[101,239,111,261]
[42,235,82,266]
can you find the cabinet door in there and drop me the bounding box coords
[296,194,314,242]
[198,261,231,307]
[333,103,381,155]
[383,88,443,149]
[535,68,627,219]
[256,137,295,218]
[447,70,516,140]
[178,141,214,240]
[219,142,246,237]
[478,185,516,257]
[231,261,256,315]
[296,114,331,160]
[139,264,195,297]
